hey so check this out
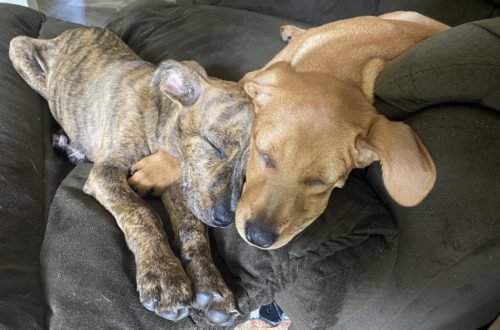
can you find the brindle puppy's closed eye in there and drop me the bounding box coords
[203,136,225,159]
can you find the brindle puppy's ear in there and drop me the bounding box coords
[156,60,205,107]
[355,115,436,207]
[180,60,208,79]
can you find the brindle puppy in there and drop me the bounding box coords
[9,27,253,325]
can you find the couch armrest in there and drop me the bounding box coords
[0,4,79,329]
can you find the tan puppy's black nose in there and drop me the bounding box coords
[245,221,278,248]
[211,204,234,228]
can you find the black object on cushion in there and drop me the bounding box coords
[184,0,500,26]
[376,18,500,116]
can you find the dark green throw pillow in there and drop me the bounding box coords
[375,18,500,115]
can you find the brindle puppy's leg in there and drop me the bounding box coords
[83,162,192,321]
[163,183,240,326]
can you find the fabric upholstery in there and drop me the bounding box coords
[108,1,295,81]
[376,18,500,115]
[0,1,499,329]
[0,5,80,329]
[0,5,53,329]
[363,105,500,330]
[182,0,500,26]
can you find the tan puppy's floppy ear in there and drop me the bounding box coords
[356,116,436,207]
[156,59,203,107]
[243,80,272,110]
[243,61,292,111]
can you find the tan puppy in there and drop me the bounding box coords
[236,12,448,249]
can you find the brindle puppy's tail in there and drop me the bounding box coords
[9,36,51,99]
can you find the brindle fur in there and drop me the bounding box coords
[9,27,253,325]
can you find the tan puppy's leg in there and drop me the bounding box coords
[280,25,306,43]
[163,183,240,326]
[379,11,450,32]
[128,151,181,198]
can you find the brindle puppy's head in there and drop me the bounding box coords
[154,60,253,228]
[238,62,436,249]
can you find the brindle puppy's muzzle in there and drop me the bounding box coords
[210,204,234,228]
[209,146,249,228]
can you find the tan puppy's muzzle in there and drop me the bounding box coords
[236,177,282,249]
[243,218,279,248]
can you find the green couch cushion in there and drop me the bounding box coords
[187,0,499,26]
[375,18,500,116]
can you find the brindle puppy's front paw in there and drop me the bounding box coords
[187,259,240,326]
[204,289,240,327]
[137,257,193,321]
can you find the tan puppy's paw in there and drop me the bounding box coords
[280,24,305,43]
[128,151,182,198]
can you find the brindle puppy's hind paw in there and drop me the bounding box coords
[137,257,193,321]
[51,131,69,153]
[66,147,86,165]
[51,130,86,165]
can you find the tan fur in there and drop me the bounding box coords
[128,146,182,197]
[128,12,446,250]
[237,11,446,249]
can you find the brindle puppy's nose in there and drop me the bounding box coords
[211,204,235,228]
[245,221,278,248]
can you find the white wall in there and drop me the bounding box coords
[0,0,38,9]
[0,0,29,6]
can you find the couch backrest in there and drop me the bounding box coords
[184,0,500,26]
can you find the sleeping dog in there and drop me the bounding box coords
[237,11,447,248]
[10,27,253,325]
[131,12,447,250]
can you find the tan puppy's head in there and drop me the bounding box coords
[237,62,436,249]
[156,60,253,228]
